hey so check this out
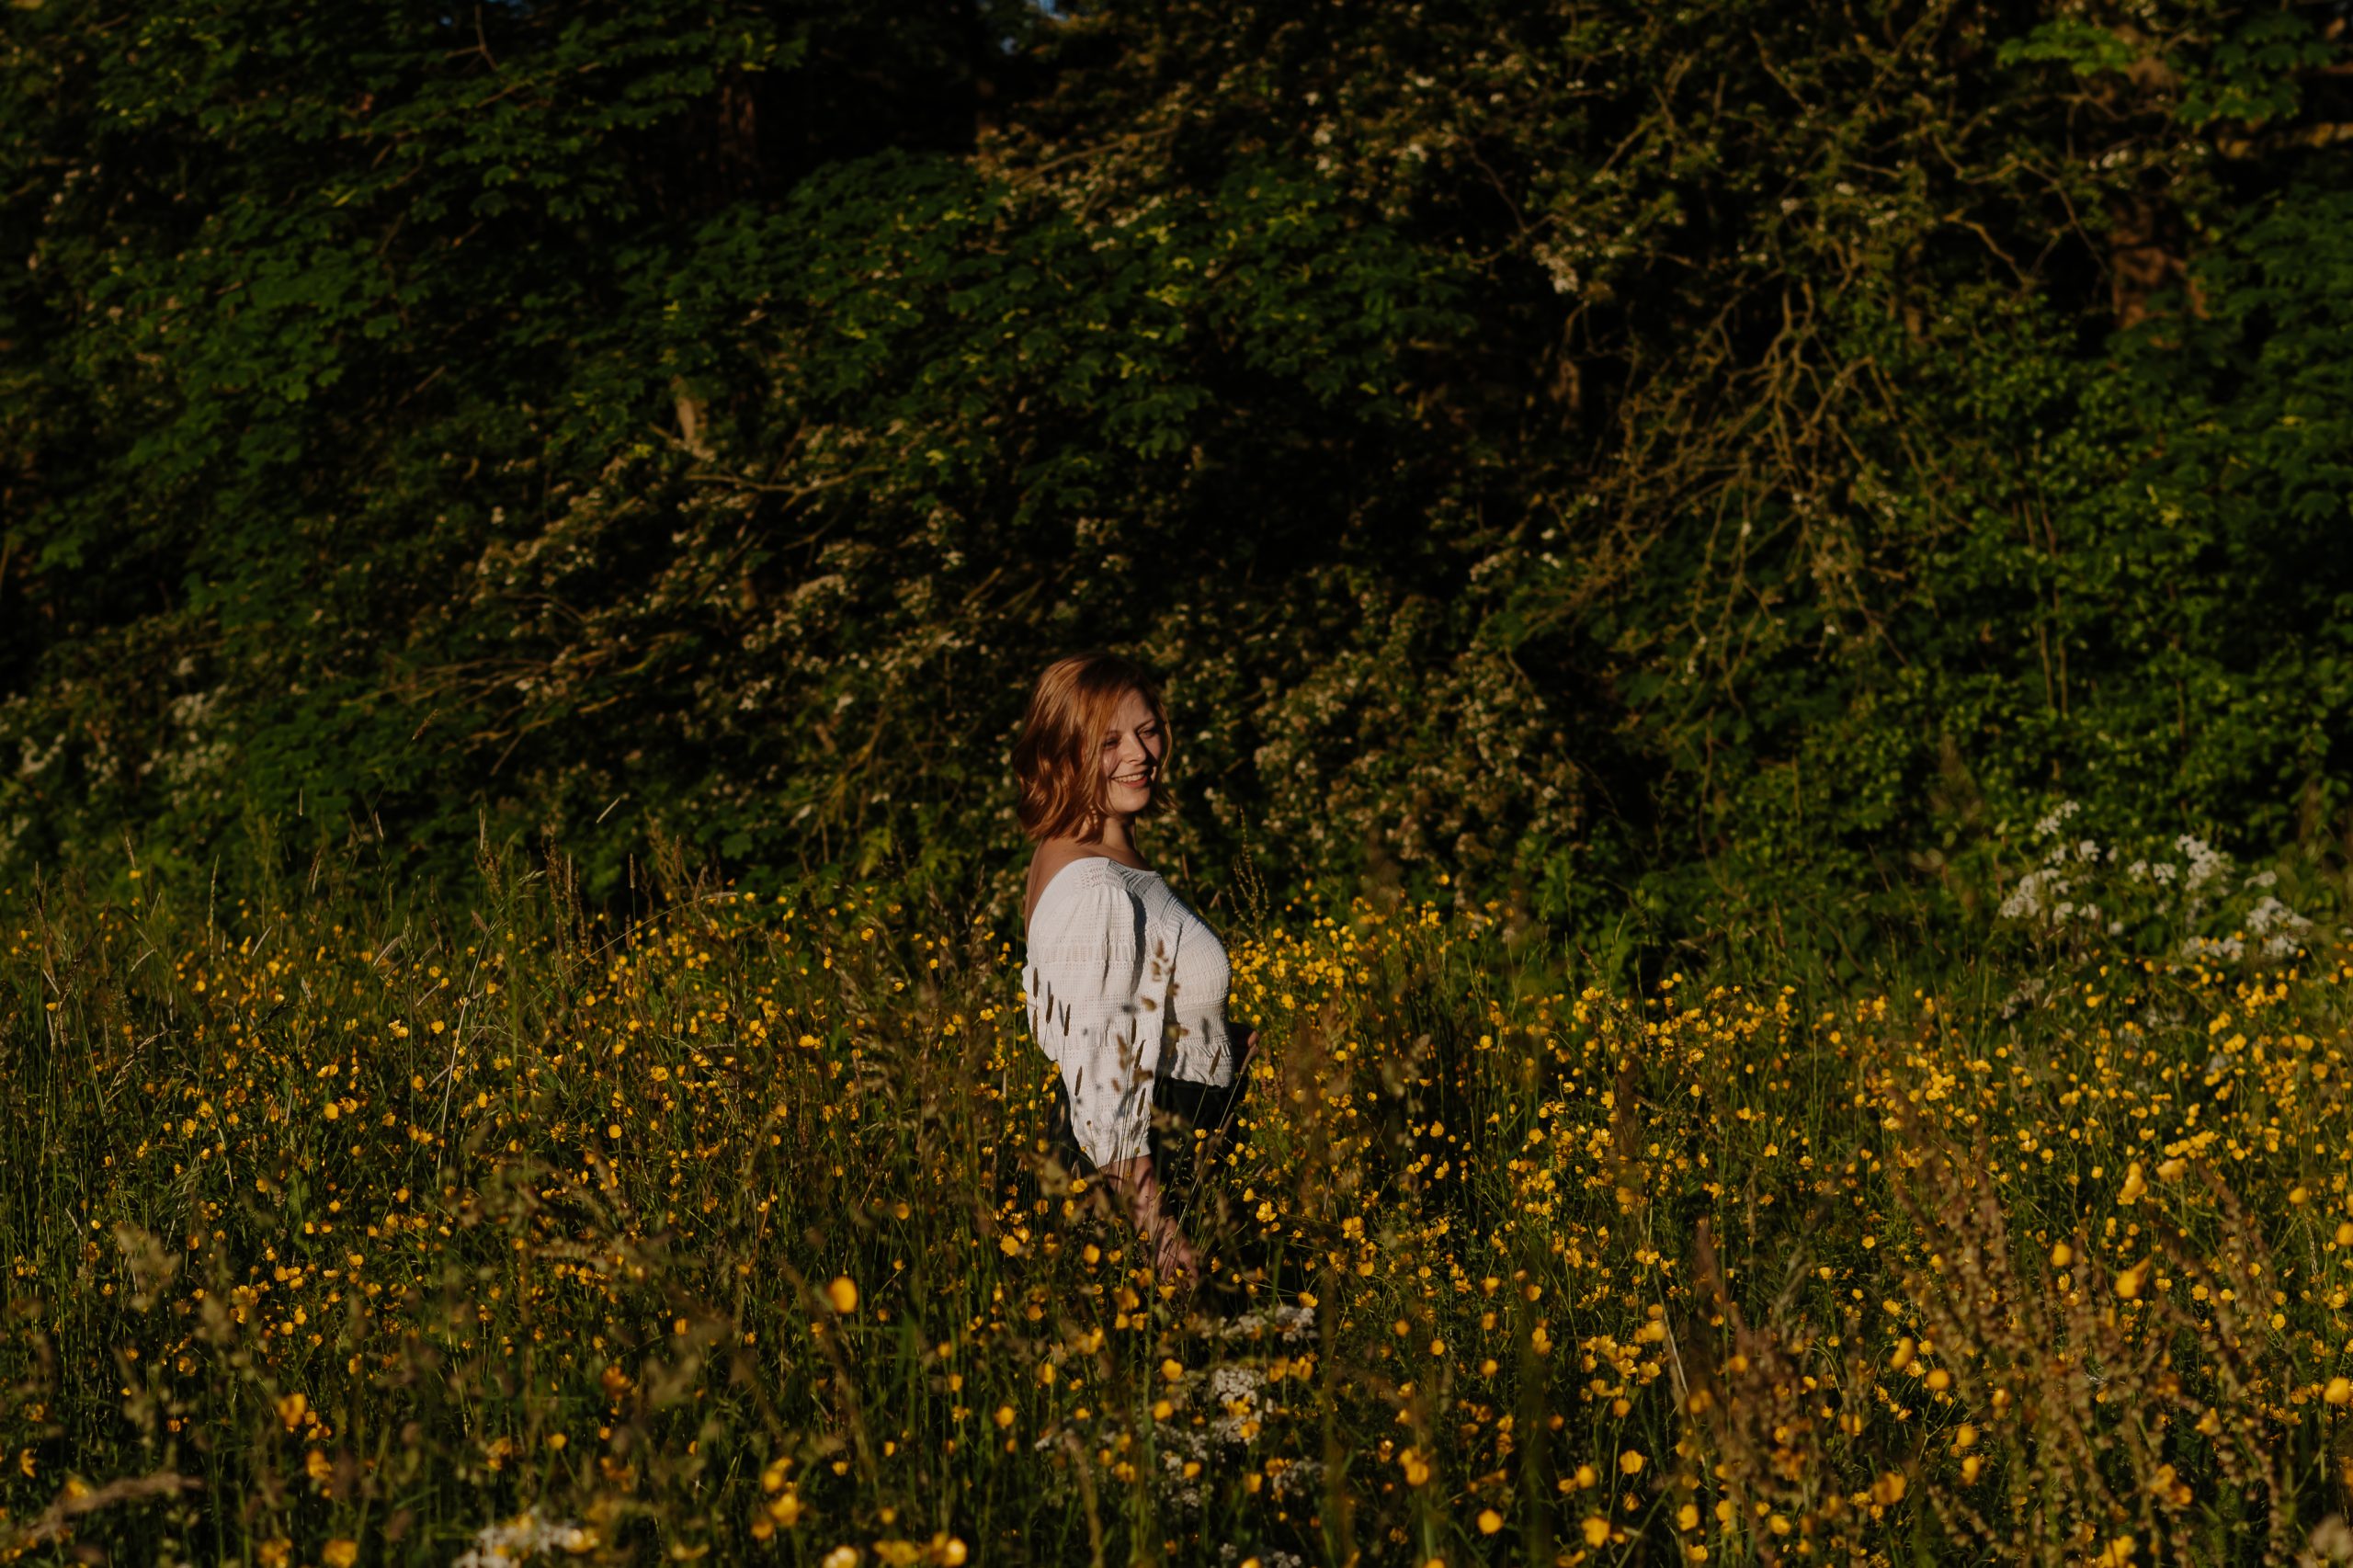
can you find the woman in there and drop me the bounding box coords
[1014,650,1257,1288]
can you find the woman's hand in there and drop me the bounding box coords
[1098,1154,1200,1288]
[1148,1211,1201,1286]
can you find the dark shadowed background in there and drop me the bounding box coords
[4,0,2349,975]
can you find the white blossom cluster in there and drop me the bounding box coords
[449,1511,597,1567]
[1038,1300,1320,1518]
[1212,1301,1316,1347]
[1997,801,2320,961]
[1219,1550,1308,1568]
[2305,1512,2353,1565]
[1996,802,2120,932]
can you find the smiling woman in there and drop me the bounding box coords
[1012,650,1257,1291]
[1011,652,1174,857]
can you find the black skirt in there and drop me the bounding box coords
[1044,1068,1245,1225]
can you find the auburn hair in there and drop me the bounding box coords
[1013,651,1174,843]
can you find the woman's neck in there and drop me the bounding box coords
[1091,813,1138,859]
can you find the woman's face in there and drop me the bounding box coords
[1098,687,1165,817]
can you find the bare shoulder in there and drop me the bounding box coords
[1024,841,1101,926]
[1030,838,1097,874]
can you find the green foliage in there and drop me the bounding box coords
[2,0,2349,968]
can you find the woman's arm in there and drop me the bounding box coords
[1027,867,1173,1172]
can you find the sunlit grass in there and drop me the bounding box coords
[3,846,2351,1565]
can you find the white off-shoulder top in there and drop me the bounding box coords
[1022,857,1238,1168]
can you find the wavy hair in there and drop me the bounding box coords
[1013,651,1173,843]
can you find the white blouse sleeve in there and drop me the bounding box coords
[1025,866,1176,1168]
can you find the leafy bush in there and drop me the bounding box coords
[2,1,2348,969]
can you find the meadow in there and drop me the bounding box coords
[4,837,2352,1568]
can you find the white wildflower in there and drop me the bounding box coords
[1999,868,2068,922]
[2180,934,2245,961]
[450,1511,596,1568]
[1211,1301,1316,1346]
[2177,835,2230,896]
[2245,895,2308,937]
[2033,801,2080,838]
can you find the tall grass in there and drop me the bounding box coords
[4,835,2351,1565]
